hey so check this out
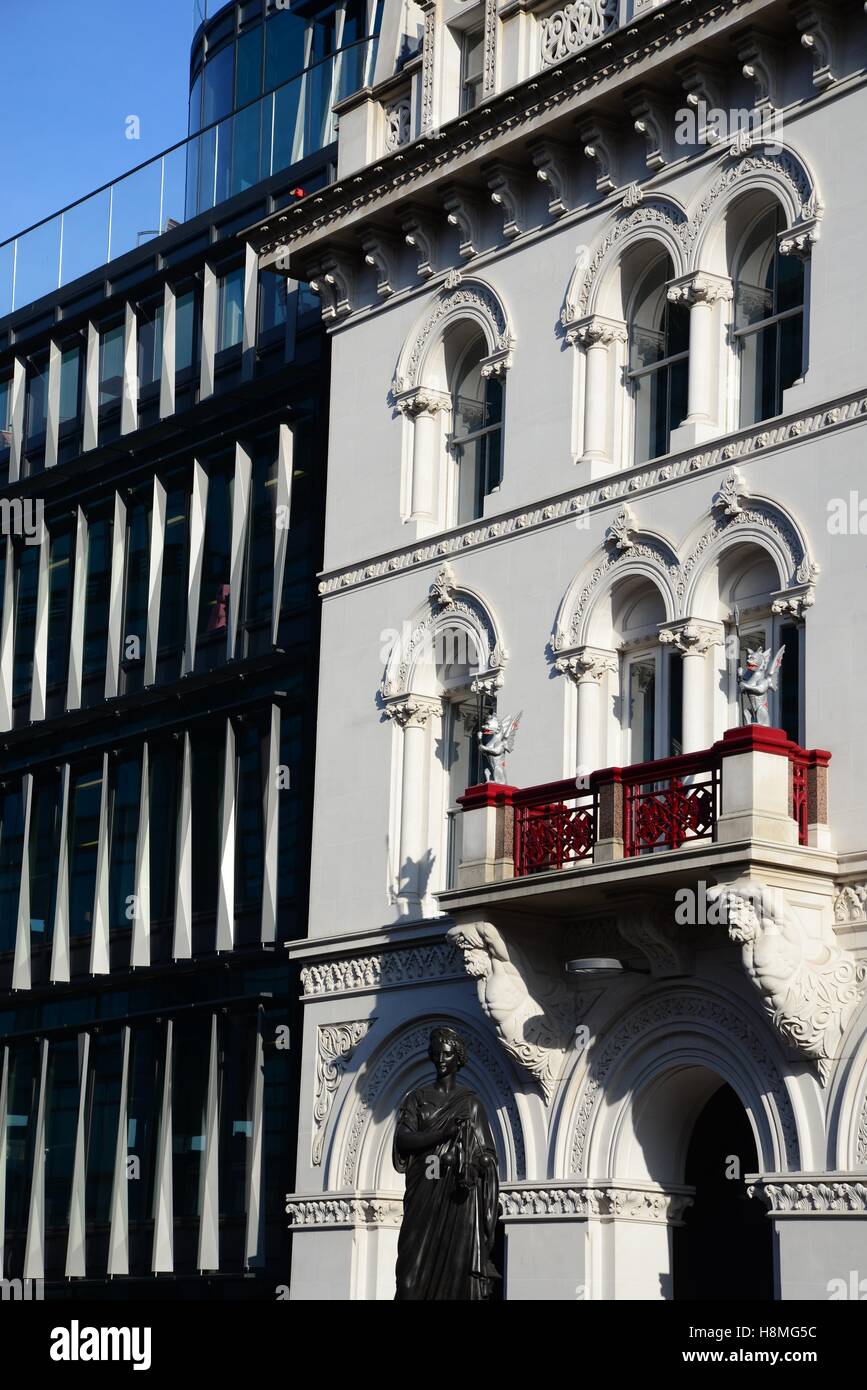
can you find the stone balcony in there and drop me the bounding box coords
[441,726,832,918]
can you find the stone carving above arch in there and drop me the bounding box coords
[381,568,507,702]
[337,1016,526,1188]
[562,196,689,325]
[678,492,819,612]
[568,988,800,1176]
[392,276,514,397]
[686,143,824,270]
[553,525,680,654]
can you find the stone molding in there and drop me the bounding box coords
[300,942,466,997]
[286,1193,404,1227]
[317,386,858,599]
[748,1176,867,1216]
[312,1021,374,1165]
[499,1182,694,1223]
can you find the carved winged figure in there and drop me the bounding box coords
[478,710,522,785]
[738,645,785,726]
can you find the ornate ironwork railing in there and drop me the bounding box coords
[622,753,720,857]
[514,780,595,875]
[540,0,618,68]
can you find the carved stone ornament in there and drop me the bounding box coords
[447,920,594,1102]
[706,879,867,1083]
[555,645,618,684]
[658,619,723,658]
[540,0,617,68]
[312,1021,373,1165]
[833,885,867,924]
[430,562,458,609]
[712,466,748,517]
[604,505,636,552]
[748,1177,867,1215]
[300,943,466,996]
[499,1183,693,1223]
[384,95,412,152]
[286,1194,405,1227]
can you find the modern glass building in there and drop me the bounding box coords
[0,0,380,1299]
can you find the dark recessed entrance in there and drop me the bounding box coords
[673,1081,773,1301]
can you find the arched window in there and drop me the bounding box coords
[628,255,690,465]
[449,332,503,525]
[734,206,805,427]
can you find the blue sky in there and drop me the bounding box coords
[0,0,196,244]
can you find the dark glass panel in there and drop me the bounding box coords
[191,725,223,935]
[0,784,25,952]
[44,1039,80,1237]
[28,770,60,948]
[148,743,180,937]
[108,752,142,932]
[236,24,263,105]
[171,1013,210,1263]
[4,1041,39,1271]
[12,542,39,708]
[127,1021,165,1275]
[243,445,277,654]
[120,492,150,696]
[218,266,245,351]
[203,41,235,126]
[196,463,233,670]
[235,719,264,924]
[218,1013,257,1267]
[82,514,113,707]
[264,8,305,91]
[85,1031,124,1273]
[68,765,102,940]
[46,528,73,711]
[156,483,189,684]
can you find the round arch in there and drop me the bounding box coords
[326,1010,528,1191]
[381,569,506,702]
[554,985,805,1180]
[687,143,823,275]
[562,196,689,325]
[826,993,867,1171]
[392,276,514,396]
[678,494,816,617]
[553,529,680,654]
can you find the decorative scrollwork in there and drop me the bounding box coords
[540,0,617,68]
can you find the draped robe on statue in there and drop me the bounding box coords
[392,1084,500,1300]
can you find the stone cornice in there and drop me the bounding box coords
[498,1182,695,1222]
[250,0,778,268]
[286,1193,404,1227]
[748,1175,867,1215]
[318,385,867,598]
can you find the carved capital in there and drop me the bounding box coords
[566,313,628,351]
[658,619,725,657]
[778,220,821,260]
[556,646,618,684]
[667,271,734,308]
[394,386,451,419]
[770,584,815,620]
[384,695,444,729]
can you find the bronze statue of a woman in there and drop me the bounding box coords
[393,1026,500,1300]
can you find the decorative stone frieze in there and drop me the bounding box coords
[499,1183,693,1222]
[300,942,466,996]
[539,0,617,68]
[748,1177,867,1215]
[286,1194,404,1227]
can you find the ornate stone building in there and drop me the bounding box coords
[255,0,867,1299]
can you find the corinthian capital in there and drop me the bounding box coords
[556,646,618,684]
[666,271,733,307]
[658,619,724,656]
[566,314,628,350]
[394,387,451,419]
[384,695,444,729]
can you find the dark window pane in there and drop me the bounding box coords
[175,289,201,378]
[137,303,163,394]
[235,720,264,919]
[29,771,61,947]
[779,623,801,744]
[258,271,289,339]
[5,1041,39,1260]
[99,325,124,407]
[13,543,39,707]
[121,493,151,696]
[127,1022,166,1273]
[85,1032,124,1269]
[45,1039,80,1239]
[46,529,73,705]
[264,8,305,91]
[0,784,25,951]
[219,1014,257,1268]
[157,484,189,683]
[68,766,102,940]
[108,753,142,932]
[148,743,180,933]
[218,267,244,351]
[191,727,223,933]
[244,446,277,647]
[82,515,113,706]
[236,25,262,105]
[196,464,233,668]
[203,42,235,126]
[171,1014,210,1238]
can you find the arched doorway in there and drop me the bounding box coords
[673,1082,773,1300]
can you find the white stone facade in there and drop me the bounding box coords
[258,0,867,1299]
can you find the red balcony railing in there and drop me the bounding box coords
[513,781,595,875]
[622,752,719,857]
[507,729,830,878]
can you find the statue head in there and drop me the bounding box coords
[481,714,501,736]
[446,924,492,979]
[428,1026,468,1078]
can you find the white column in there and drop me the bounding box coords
[245,1018,265,1268]
[569,316,627,475]
[173,732,193,960]
[667,272,732,449]
[559,647,618,776]
[387,696,441,915]
[398,389,449,525]
[659,620,723,755]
